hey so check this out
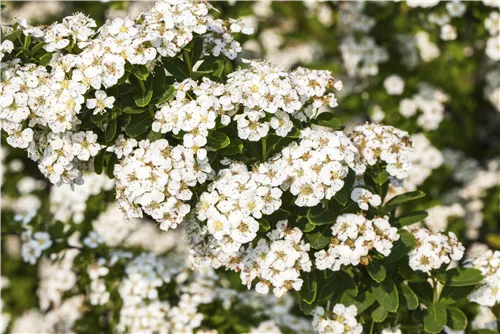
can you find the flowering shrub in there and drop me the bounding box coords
[1,1,499,334]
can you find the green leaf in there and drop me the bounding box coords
[134,90,153,107]
[156,85,175,105]
[105,119,117,143]
[306,232,331,250]
[106,154,118,179]
[299,299,315,315]
[372,277,399,312]
[221,138,243,156]
[190,37,204,65]
[307,206,337,226]
[371,170,389,185]
[372,306,388,322]
[124,113,152,137]
[314,113,342,130]
[212,59,225,78]
[301,271,317,304]
[367,261,386,283]
[435,267,483,287]
[385,229,416,263]
[397,211,428,226]
[39,53,52,66]
[131,65,149,81]
[423,303,447,334]
[385,191,426,208]
[93,150,106,175]
[333,169,355,206]
[90,112,107,124]
[340,290,375,313]
[3,29,21,42]
[122,107,146,114]
[48,221,65,239]
[409,282,434,306]
[163,57,190,80]
[207,131,230,149]
[446,307,467,331]
[258,218,270,232]
[397,284,419,310]
[31,41,46,56]
[440,285,475,305]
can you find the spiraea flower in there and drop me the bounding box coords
[315,213,399,271]
[466,249,500,307]
[313,304,363,334]
[406,226,465,273]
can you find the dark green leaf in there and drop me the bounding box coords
[314,113,342,130]
[94,150,106,175]
[367,261,386,283]
[163,57,190,80]
[435,268,483,287]
[106,154,118,179]
[208,131,230,149]
[221,138,243,156]
[39,53,52,66]
[440,285,475,305]
[397,211,428,226]
[397,284,419,310]
[307,206,337,226]
[301,271,317,304]
[190,37,204,65]
[131,65,149,81]
[306,232,331,250]
[446,307,467,331]
[122,107,146,114]
[385,191,426,208]
[157,85,175,105]
[384,229,416,264]
[31,41,46,56]
[124,113,152,137]
[134,90,153,107]
[423,303,447,333]
[372,277,399,312]
[105,119,117,143]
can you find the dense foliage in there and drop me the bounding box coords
[1,1,499,334]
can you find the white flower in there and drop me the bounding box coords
[351,187,381,210]
[440,24,457,41]
[446,1,466,17]
[486,36,500,61]
[84,231,103,248]
[86,90,115,115]
[384,75,405,95]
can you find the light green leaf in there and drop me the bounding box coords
[207,131,230,149]
[367,261,387,283]
[424,303,447,334]
[446,307,467,331]
[436,267,483,287]
[372,277,399,312]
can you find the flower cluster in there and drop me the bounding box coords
[152,78,231,158]
[466,250,500,307]
[340,35,389,77]
[349,123,412,181]
[424,203,465,232]
[114,139,212,230]
[399,83,449,131]
[406,226,465,273]
[485,11,500,61]
[484,68,500,112]
[239,220,312,297]
[1,0,251,187]
[226,60,342,141]
[315,214,399,271]
[18,211,52,264]
[313,304,363,334]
